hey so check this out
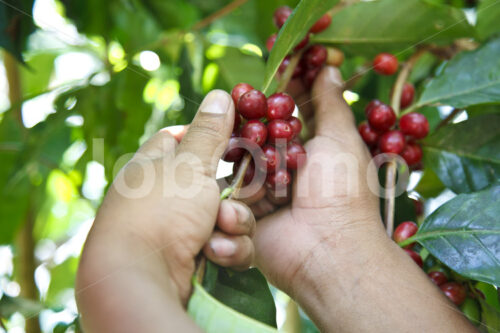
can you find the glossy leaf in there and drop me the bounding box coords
[188,278,277,333]
[407,183,500,286]
[423,114,500,193]
[202,261,277,327]
[313,0,474,56]
[476,0,500,41]
[262,0,339,94]
[478,299,500,333]
[418,37,500,108]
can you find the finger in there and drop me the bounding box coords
[203,232,254,271]
[217,200,256,237]
[249,197,276,219]
[165,125,189,142]
[234,184,266,205]
[311,67,358,140]
[176,90,235,177]
[136,128,178,160]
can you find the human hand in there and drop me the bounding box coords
[76,90,256,332]
[251,67,474,332]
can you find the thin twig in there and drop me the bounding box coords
[276,51,303,93]
[384,48,428,237]
[3,51,23,126]
[192,0,249,31]
[436,108,462,130]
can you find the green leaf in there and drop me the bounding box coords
[0,115,29,244]
[188,278,277,333]
[214,47,267,91]
[423,114,500,193]
[313,0,474,56]
[0,0,35,62]
[0,295,44,318]
[46,257,79,306]
[414,168,446,198]
[478,299,500,333]
[406,183,500,286]
[202,261,277,327]
[20,52,57,96]
[417,37,500,109]
[261,0,339,94]
[476,0,500,41]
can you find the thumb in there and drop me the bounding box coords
[176,90,235,177]
[311,66,358,141]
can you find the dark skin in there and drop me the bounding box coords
[76,67,475,332]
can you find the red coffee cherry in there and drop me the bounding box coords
[303,45,327,68]
[286,141,306,169]
[223,135,245,162]
[440,282,467,306]
[294,34,310,51]
[400,142,423,166]
[233,159,256,185]
[379,130,405,154]
[231,83,253,106]
[268,119,294,143]
[400,83,415,109]
[273,6,292,28]
[365,99,383,117]
[241,120,268,147]
[393,221,418,248]
[266,34,277,52]
[279,56,304,78]
[358,122,380,147]
[288,116,302,138]
[266,93,295,121]
[259,145,281,172]
[412,198,424,217]
[428,271,448,286]
[309,13,332,33]
[233,113,241,133]
[368,103,396,131]
[237,89,267,119]
[302,67,321,88]
[373,53,398,75]
[370,146,380,157]
[266,168,291,189]
[404,249,423,268]
[399,112,429,139]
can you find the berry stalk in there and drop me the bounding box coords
[384,48,428,237]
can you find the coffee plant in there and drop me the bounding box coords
[0,0,499,332]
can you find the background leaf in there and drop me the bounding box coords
[475,0,500,41]
[188,278,277,333]
[313,0,474,56]
[262,0,339,94]
[202,261,277,327]
[423,114,500,193]
[417,37,500,108]
[410,183,500,286]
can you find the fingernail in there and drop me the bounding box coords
[210,238,237,257]
[201,90,230,114]
[325,67,343,87]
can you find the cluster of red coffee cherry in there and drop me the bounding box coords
[266,6,340,88]
[394,222,469,306]
[223,83,306,202]
[359,53,430,166]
